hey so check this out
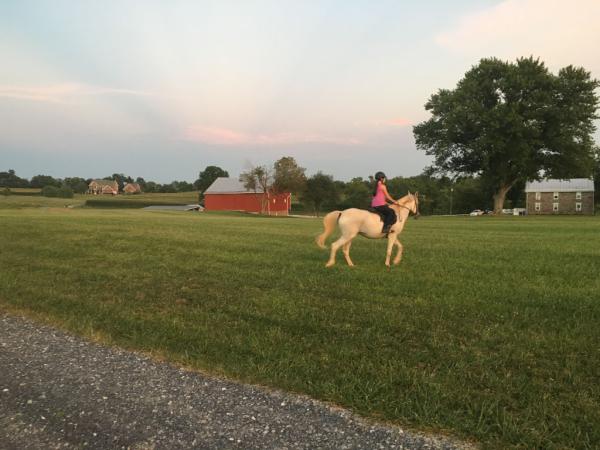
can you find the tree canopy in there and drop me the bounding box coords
[195,166,229,193]
[273,156,307,195]
[301,172,339,216]
[413,57,599,212]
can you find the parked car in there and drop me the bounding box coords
[469,209,484,216]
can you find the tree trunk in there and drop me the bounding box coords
[493,184,512,214]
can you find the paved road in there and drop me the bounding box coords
[0,314,472,449]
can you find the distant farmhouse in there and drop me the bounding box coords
[123,182,142,194]
[204,177,291,216]
[88,179,118,195]
[525,179,594,215]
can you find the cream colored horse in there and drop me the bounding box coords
[316,192,419,267]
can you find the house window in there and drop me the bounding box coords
[553,192,559,200]
[535,202,541,212]
[535,192,541,200]
[576,192,582,200]
[553,203,559,212]
[576,202,582,212]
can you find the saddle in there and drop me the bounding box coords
[367,207,396,222]
[368,207,397,234]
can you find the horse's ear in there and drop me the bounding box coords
[407,190,411,196]
[415,191,419,197]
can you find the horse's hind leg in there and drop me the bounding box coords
[342,240,355,267]
[326,234,355,267]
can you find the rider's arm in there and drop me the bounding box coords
[381,184,399,205]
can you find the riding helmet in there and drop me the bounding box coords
[375,171,386,181]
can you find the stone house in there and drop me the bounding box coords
[88,180,119,195]
[123,183,142,194]
[525,179,594,215]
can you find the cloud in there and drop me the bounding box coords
[435,0,600,75]
[183,126,362,146]
[0,83,153,103]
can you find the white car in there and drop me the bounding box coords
[469,209,484,216]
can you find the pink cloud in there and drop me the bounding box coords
[184,126,362,146]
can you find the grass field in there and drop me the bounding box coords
[0,191,199,209]
[0,206,599,449]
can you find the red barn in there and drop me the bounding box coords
[204,177,291,216]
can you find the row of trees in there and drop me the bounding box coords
[218,156,531,215]
[4,148,599,213]
[0,170,200,196]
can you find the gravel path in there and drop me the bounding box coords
[0,314,473,449]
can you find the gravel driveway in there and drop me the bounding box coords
[0,314,473,449]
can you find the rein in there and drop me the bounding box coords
[395,202,416,215]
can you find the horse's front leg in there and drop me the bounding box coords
[384,233,396,267]
[393,238,403,265]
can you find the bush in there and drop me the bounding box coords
[58,186,74,198]
[42,185,74,198]
[41,186,59,197]
[1,187,10,196]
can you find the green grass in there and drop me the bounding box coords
[0,191,199,209]
[0,209,599,449]
[84,191,199,208]
[0,193,85,208]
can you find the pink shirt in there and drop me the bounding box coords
[371,181,386,207]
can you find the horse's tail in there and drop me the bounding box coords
[316,211,342,249]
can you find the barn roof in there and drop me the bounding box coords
[204,177,264,194]
[525,178,594,193]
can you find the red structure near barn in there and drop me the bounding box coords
[204,178,291,216]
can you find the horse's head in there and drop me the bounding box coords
[406,191,420,219]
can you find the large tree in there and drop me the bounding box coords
[302,172,339,216]
[273,156,307,195]
[30,174,61,189]
[195,166,229,193]
[413,57,599,213]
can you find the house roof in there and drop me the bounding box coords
[90,179,118,187]
[525,178,594,193]
[204,177,264,194]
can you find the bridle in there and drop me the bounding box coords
[396,194,420,217]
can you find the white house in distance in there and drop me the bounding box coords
[525,179,595,215]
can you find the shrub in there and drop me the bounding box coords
[42,186,60,197]
[58,186,74,198]
[42,185,74,198]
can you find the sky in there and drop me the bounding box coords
[1,0,599,183]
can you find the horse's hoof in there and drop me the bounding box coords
[325,262,334,268]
